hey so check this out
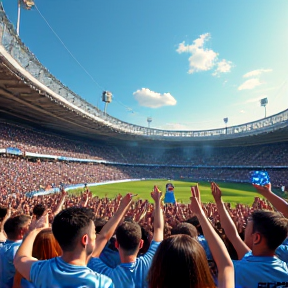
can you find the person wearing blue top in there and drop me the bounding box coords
[0,214,31,288]
[276,237,288,263]
[14,207,114,288]
[89,186,164,288]
[233,251,288,288]
[254,183,288,265]
[212,182,288,288]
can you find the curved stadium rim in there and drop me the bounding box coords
[0,3,288,143]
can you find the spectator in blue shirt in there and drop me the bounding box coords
[253,183,288,265]
[212,182,288,288]
[14,208,114,288]
[0,214,31,288]
[88,186,164,288]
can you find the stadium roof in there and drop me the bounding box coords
[0,5,288,147]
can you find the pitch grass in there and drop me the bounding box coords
[72,179,260,207]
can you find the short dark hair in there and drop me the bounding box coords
[185,216,203,235]
[52,207,95,252]
[252,210,288,251]
[0,206,7,221]
[171,223,198,239]
[33,204,46,220]
[116,221,142,255]
[94,217,107,234]
[4,215,31,239]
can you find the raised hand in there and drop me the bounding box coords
[252,183,271,195]
[190,184,203,216]
[211,182,222,204]
[151,185,162,202]
[119,193,133,209]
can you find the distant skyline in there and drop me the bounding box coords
[2,0,288,130]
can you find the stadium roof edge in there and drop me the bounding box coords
[0,5,288,146]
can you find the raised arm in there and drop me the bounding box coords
[253,183,288,218]
[190,185,234,288]
[14,214,49,281]
[0,207,11,242]
[211,182,250,259]
[52,189,67,216]
[92,193,132,257]
[151,186,164,242]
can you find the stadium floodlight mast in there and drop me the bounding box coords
[17,0,35,35]
[260,97,268,118]
[102,91,112,114]
[147,117,152,128]
[223,117,228,134]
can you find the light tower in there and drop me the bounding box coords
[147,117,152,128]
[223,117,228,134]
[102,91,112,114]
[260,97,268,118]
[17,0,35,35]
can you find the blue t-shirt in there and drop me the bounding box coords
[30,256,114,288]
[88,240,160,288]
[197,235,213,260]
[233,251,288,288]
[275,238,288,264]
[21,278,35,288]
[100,243,121,268]
[0,239,22,288]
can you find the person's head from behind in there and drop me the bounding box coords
[138,225,152,255]
[94,217,108,234]
[244,210,288,251]
[4,215,31,241]
[33,204,46,220]
[115,221,142,256]
[148,234,215,288]
[32,228,62,260]
[185,216,203,236]
[0,206,7,222]
[171,222,198,239]
[52,207,96,258]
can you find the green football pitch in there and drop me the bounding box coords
[72,179,261,206]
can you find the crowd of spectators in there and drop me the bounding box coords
[0,154,287,195]
[1,121,288,167]
[0,182,288,287]
[1,121,288,287]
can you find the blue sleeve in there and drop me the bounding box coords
[30,260,47,283]
[88,257,114,278]
[141,240,161,265]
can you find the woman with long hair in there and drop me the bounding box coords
[148,234,216,288]
[148,184,234,288]
[13,228,62,288]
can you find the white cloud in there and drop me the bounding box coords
[243,69,272,78]
[240,110,245,113]
[176,33,218,74]
[133,88,177,108]
[238,78,264,90]
[213,59,233,77]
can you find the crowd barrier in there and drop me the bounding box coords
[26,179,142,197]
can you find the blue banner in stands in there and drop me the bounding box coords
[6,147,22,155]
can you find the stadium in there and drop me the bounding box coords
[1,2,288,287]
[0,3,287,197]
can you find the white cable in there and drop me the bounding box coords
[34,3,104,92]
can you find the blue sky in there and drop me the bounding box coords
[2,0,288,130]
